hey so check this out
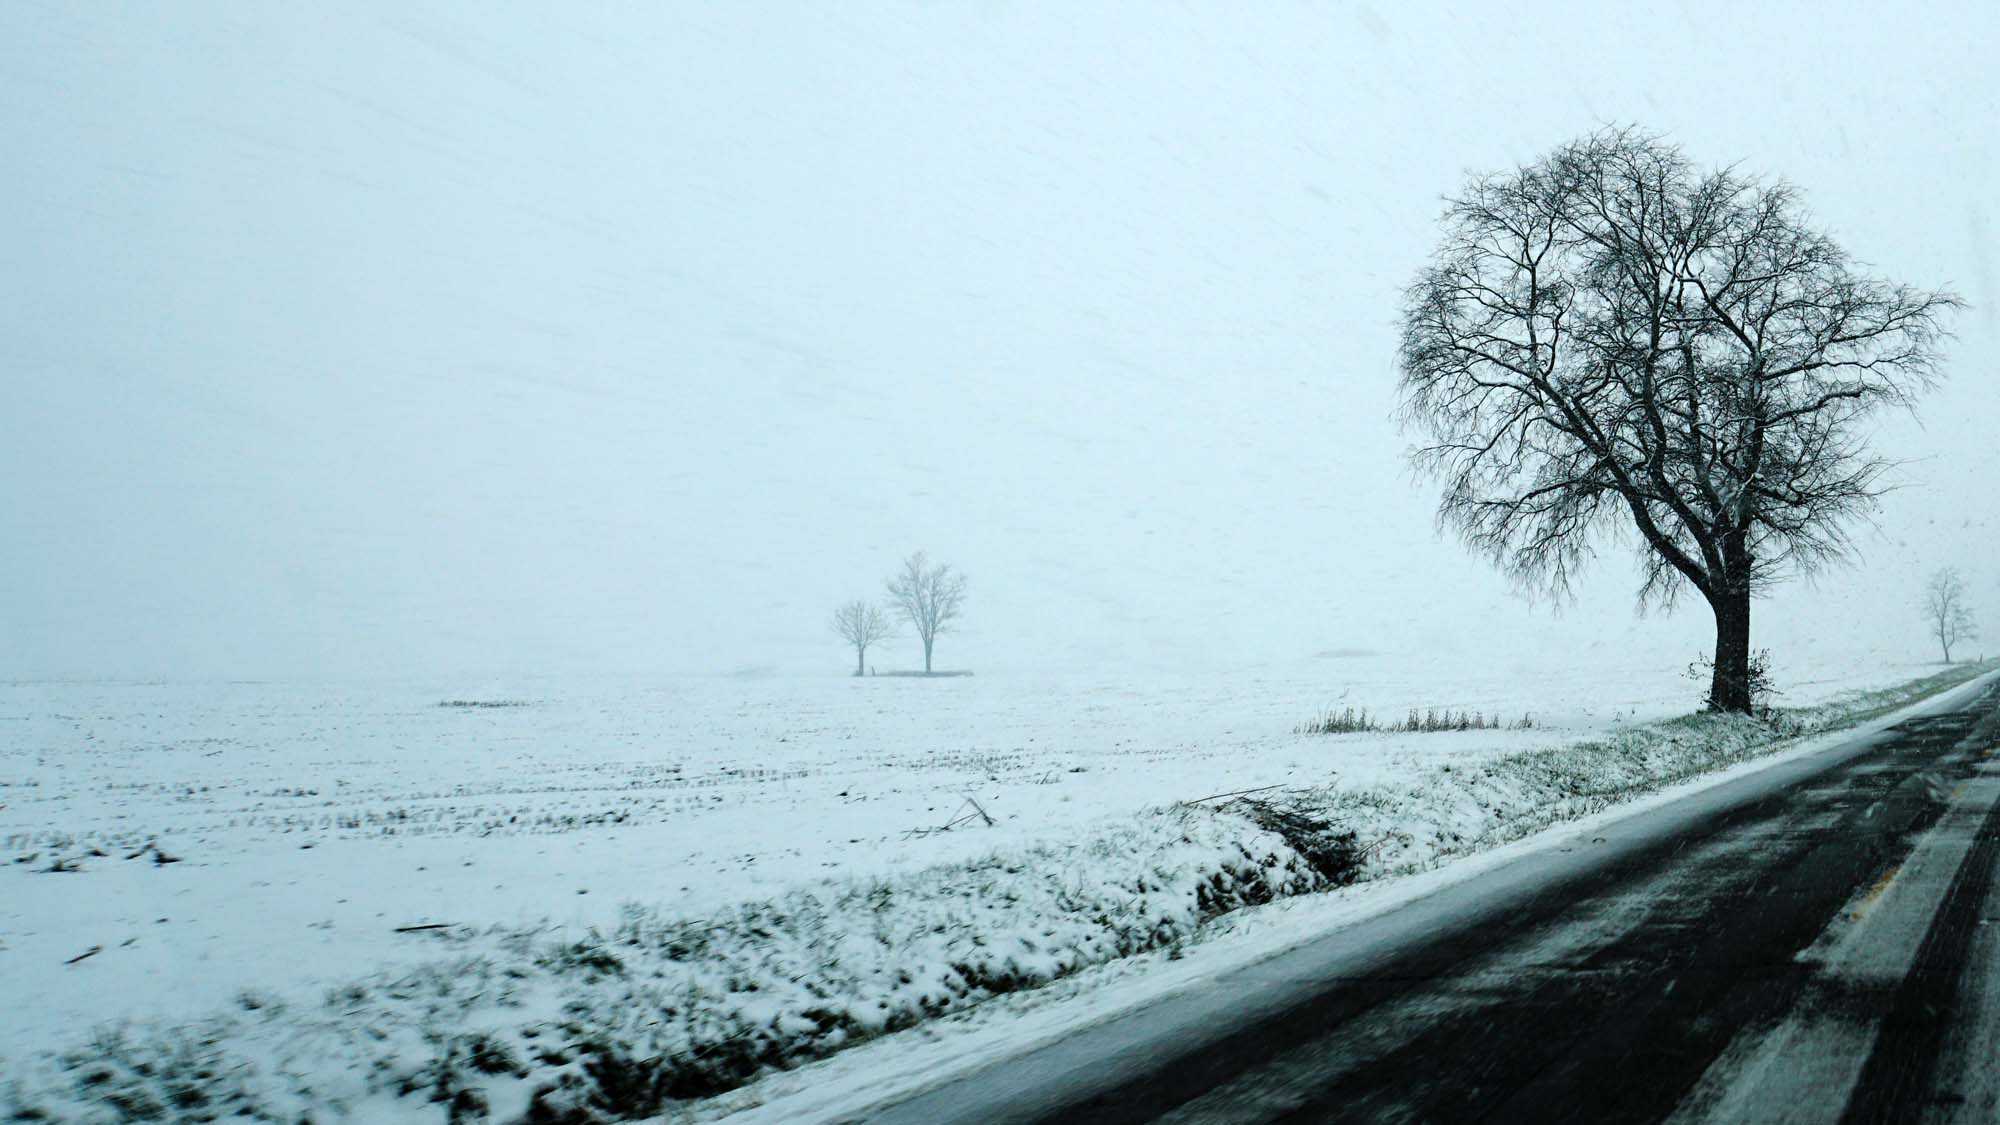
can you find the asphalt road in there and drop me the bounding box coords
[864,673,2000,1124]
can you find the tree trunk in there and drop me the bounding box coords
[1709,588,1754,714]
[923,637,933,675]
[855,644,865,677]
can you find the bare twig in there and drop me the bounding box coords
[963,795,995,827]
[1182,784,1283,805]
[1358,834,1399,859]
[905,796,998,838]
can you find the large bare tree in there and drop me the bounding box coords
[1922,568,1977,663]
[1398,129,1958,712]
[886,551,967,674]
[829,599,895,676]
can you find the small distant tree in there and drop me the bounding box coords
[1923,568,1978,663]
[829,600,895,676]
[886,551,967,674]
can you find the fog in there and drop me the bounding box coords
[5,2,1996,682]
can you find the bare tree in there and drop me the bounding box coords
[829,600,895,676]
[885,551,967,674]
[1398,128,1958,713]
[1922,568,1978,663]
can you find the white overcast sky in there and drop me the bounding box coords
[4,2,1996,680]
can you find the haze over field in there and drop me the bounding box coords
[5,2,1996,682]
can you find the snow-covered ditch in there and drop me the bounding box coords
[3,659,1991,1120]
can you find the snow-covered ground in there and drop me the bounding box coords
[0,653,1970,1117]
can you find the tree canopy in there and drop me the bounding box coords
[1398,128,1959,710]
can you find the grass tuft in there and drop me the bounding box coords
[1298,704,1527,735]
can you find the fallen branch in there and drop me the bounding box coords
[962,795,996,827]
[904,797,999,838]
[393,923,453,933]
[1182,784,1283,805]
[65,946,102,966]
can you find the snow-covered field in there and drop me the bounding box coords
[0,653,1970,1118]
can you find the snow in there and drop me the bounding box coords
[724,666,2000,1125]
[0,654,1975,1118]
[2,4,1993,1119]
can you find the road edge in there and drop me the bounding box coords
[714,665,2000,1124]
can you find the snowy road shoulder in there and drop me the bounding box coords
[711,666,2000,1125]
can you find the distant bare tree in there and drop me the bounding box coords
[886,551,967,674]
[829,600,895,676]
[1398,127,1959,713]
[1922,568,1977,663]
